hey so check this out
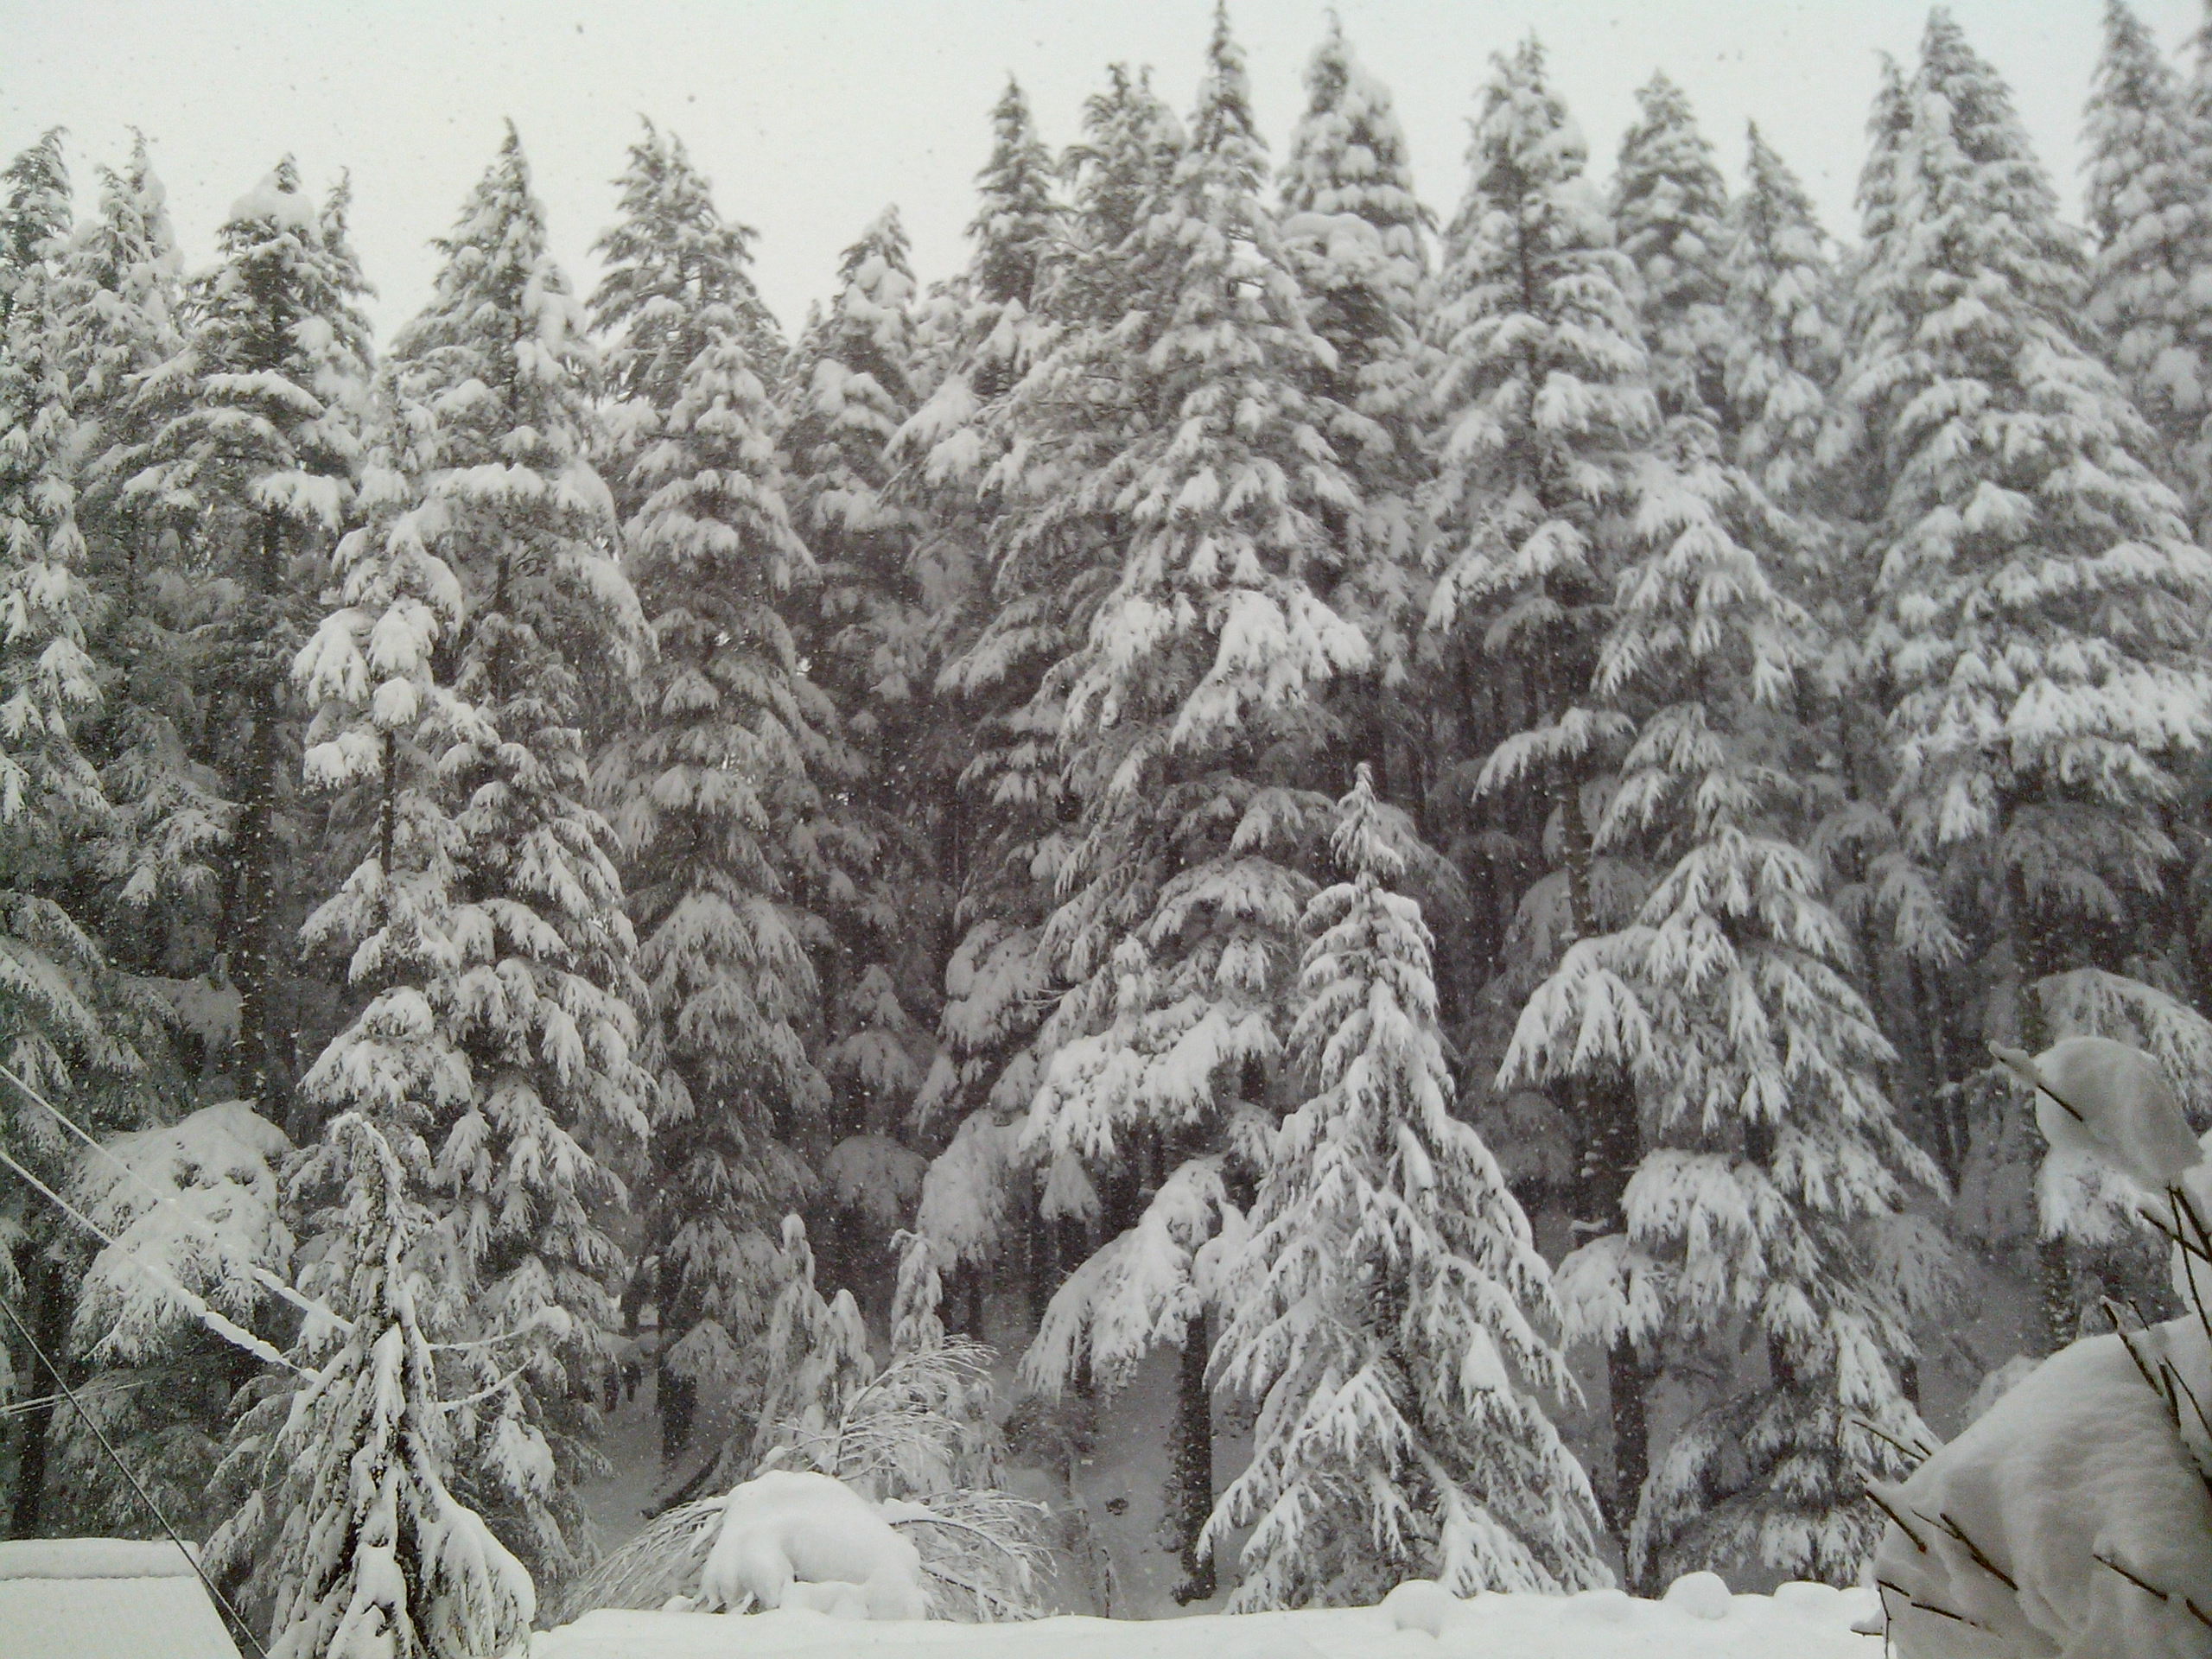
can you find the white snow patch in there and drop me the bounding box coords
[0,1539,239,1659]
[537,1582,1881,1657]
[698,1471,928,1621]
[0,1538,201,1580]
[1872,1317,2212,1657]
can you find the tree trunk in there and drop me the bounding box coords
[231,512,292,1122]
[658,1360,696,1465]
[1560,779,1652,1567]
[1170,1305,1216,1603]
[7,1252,71,1537]
[2007,882,2072,1354]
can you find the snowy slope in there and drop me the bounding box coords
[536,1579,1879,1658]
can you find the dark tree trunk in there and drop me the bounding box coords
[658,1361,696,1465]
[1169,1305,1216,1604]
[7,1252,71,1537]
[230,512,291,1122]
[1560,779,1651,1567]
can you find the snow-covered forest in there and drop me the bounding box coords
[7,2,2212,1653]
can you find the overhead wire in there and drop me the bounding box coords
[0,1061,349,1335]
[0,1131,302,1375]
[0,1291,273,1659]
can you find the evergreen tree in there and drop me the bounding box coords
[0,128,70,330]
[1722,125,1842,504]
[1278,16,1433,774]
[2084,0,2212,504]
[0,145,148,1108]
[1020,4,1370,1599]
[781,209,941,1144]
[1503,425,1940,1586]
[0,138,194,1536]
[63,139,226,981]
[292,126,652,1576]
[1844,15,2212,1346]
[218,1113,534,1659]
[588,120,778,512]
[135,160,374,1126]
[1613,73,1731,425]
[1421,35,1656,1542]
[749,1213,874,1471]
[594,265,833,1463]
[1208,770,1606,1606]
[926,65,1183,1148]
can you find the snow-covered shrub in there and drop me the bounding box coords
[762,1335,1050,1619]
[1871,1036,2212,1656]
[699,1469,928,1619]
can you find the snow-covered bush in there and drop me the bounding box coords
[1871,1037,2212,1656]
[699,1469,928,1619]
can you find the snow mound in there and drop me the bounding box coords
[698,1470,928,1621]
[1380,1579,1463,1637]
[1660,1571,1732,1620]
[1871,1316,2212,1658]
[1999,1035,2205,1194]
[0,1540,238,1659]
[537,1582,1881,1657]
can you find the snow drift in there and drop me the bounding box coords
[697,1470,929,1620]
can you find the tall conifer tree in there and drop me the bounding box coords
[293,127,652,1575]
[1846,12,2212,1348]
[1021,5,1370,1599]
[1209,772,1605,1605]
[2084,0,2212,505]
[1613,73,1731,425]
[137,161,374,1125]
[1421,37,1657,1544]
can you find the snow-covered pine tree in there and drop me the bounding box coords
[1277,16,1433,791]
[52,1101,294,1535]
[780,210,941,1149]
[594,245,833,1464]
[134,160,373,1126]
[1421,35,1656,1540]
[893,74,1057,659]
[588,119,779,515]
[889,79,1069,1325]
[0,128,70,330]
[0,142,151,1114]
[1208,769,1605,1606]
[0,139,184,1537]
[2084,0,2212,508]
[56,139,227,985]
[889,1227,949,1357]
[1504,418,1942,1586]
[1612,73,1731,426]
[749,1213,874,1474]
[1020,4,1370,1600]
[1722,124,1842,505]
[1847,12,2212,1347]
[914,69,1186,1332]
[218,1112,534,1659]
[291,125,652,1578]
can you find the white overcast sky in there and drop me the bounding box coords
[0,2,2194,339]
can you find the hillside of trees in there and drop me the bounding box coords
[7,2,2212,1646]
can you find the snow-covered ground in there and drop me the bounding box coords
[536,1577,1879,1659]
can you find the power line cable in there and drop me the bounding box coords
[0,1291,272,1659]
[0,1062,346,1334]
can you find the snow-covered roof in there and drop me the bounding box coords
[0,1538,242,1659]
